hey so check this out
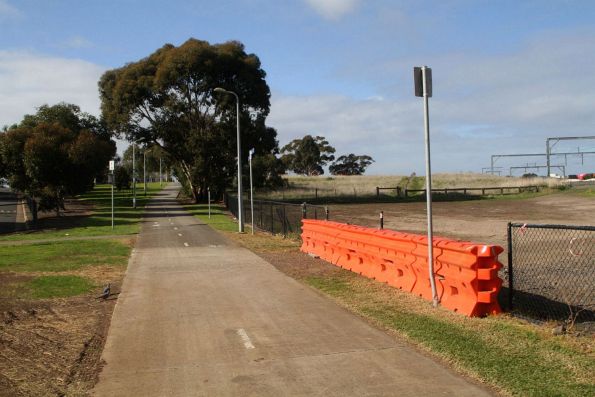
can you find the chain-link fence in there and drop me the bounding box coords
[504,223,595,322]
[225,193,327,238]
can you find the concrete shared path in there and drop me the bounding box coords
[93,185,492,396]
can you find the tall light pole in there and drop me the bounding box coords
[214,87,244,233]
[248,148,255,235]
[414,66,439,307]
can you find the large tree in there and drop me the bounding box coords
[329,154,375,175]
[99,38,279,201]
[280,135,336,176]
[0,103,115,216]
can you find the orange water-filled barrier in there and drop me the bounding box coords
[301,219,503,317]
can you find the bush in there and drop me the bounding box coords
[114,165,131,191]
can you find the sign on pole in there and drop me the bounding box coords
[109,160,115,171]
[414,67,432,97]
[414,65,439,307]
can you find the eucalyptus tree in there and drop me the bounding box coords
[329,154,375,175]
[280,135,336,176]
[0,103,115,216]
[99,38,279,201]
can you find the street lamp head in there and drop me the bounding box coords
[249,148,255,160]
[214,87,227,94]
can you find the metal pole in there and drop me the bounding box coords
[132,143,136,209]
[208,187,211,219]
[507,222,514,311]
[422,66,439,307]
[214,87,243,232]
[546,138,551,177]
[143,147,147,196]
[111,169,114,229]
[159,157,162,186]
[249,149,254,235]
[231,94,244,232]
[379,211,384,230]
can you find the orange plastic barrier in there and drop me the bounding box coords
[301,219,503,317]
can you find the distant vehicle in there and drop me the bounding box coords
[577,173,594,180]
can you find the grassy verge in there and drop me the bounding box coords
[24,275,97,299]
[0,183,160,298]
[186,203,595,396]
[0,238,130,299]
[0,239,130,272]
[0,182,164,241]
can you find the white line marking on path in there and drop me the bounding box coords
[237,329,255,349]
[178,233,183,237]
[183,242,189,247]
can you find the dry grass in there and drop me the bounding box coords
[256,173,568,199]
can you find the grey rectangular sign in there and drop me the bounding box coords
[414,67,432,97]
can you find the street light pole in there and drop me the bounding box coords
[248,148,255,235]
[214,87,244,233]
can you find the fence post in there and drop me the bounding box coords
[397,187,402,197]
[325,206,329,221]
[501,187,504,195]
[376,187,380,197]
[379,211,384,230]
[315,188,318,200]
[404,189,408,197]
[507,222,514,311]
[482,188,486,195]
[270,203,274,234]
[259,200,263,229]
[302,203,307,219]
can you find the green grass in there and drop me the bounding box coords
[304,274,595,397]
[0,182,164,241]
[183,203,240,232]
[0,239,130,272]
[24,275,96,299]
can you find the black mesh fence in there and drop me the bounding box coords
[504,223,595,322]
[225,193,327,238]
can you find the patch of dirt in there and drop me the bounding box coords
[258,251,343,281]
[0,280,122,396]
[329,193,595,248]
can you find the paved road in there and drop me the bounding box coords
[93,185,492,396]
[0,188,18,234]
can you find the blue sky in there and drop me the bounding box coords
[1,0,595,175]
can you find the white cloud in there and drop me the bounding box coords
[304,0,359,20]
[0,0,21,19]
[269,31,595,175]
[0,51,106,126]
[62,36,94,49]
